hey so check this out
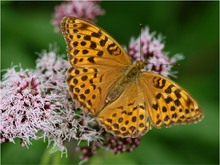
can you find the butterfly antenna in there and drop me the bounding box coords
[139,23,143,61]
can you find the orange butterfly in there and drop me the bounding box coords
[61,16,203,138]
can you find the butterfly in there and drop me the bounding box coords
[60,16,203,138]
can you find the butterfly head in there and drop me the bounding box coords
[135,60,145,70]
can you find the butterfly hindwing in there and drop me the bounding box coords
[96,80,151,138]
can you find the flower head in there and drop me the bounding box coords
[52,0,105,32]
[76,132,141,162]
[0,67,57,146]
[0,48,103,153]
[103,133,141,154]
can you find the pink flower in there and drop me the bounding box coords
[52,0,105,32]
[0,48,103,152]
[0,67,57,146]
[128,26,184,77]
[76,132,141,162]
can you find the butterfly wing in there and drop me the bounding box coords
[61,16,132,115]
[96,71,203,138]
[96,80,151,138]
[139,72,203,128]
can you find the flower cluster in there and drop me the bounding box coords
[0,48,102,153]
[76,132,141,162]
[103,134,141,154]
[128,26,184,77]
[0,67,57,146]
[52,0,105,32]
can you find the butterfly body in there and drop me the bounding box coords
[106,60,144,103]
[61,16,203,138]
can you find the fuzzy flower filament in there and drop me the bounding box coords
[0,49,103,153]
[0,68,56,145]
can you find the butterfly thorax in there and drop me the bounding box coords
[106,60,144,103]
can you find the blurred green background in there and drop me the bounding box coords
[1,1,219,164]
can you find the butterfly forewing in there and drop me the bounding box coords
[61,16,132,115]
